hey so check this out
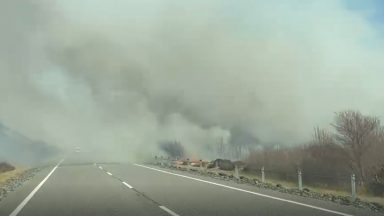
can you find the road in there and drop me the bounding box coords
[0,154,382,216]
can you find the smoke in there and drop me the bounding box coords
[0,123,60,165]
[1,0,384,161]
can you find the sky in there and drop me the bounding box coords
[1,0,384,162]
[346,0,384,25]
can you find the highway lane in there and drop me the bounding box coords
[104,163,383,216]
[0,157,168,216]
[0,156,382,216]
[0,166,53,215]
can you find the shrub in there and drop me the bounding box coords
[213,159,235,170]
[367,182,384,196]
[0,162,15,173]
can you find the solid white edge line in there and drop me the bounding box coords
[9,159,65,216]
[106,172,112,176]
[159,206,180,216]
[122,181,133,189]
[134,164,353,216]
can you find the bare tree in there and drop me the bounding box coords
[313,126,335,146]
[332,111,381,183]
[217,137,226,158]
[310,127,346,160]
[364,127,384,183]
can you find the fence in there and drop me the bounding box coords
[152,156,361,200]
[235,165,360,201]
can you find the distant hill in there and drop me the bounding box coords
[0,122,60,165]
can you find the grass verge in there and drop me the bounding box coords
[0,168,26,187]
[238,170,384,206]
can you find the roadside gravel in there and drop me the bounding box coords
[0,168,41,202]
[152,162,384,213]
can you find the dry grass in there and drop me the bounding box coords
[0,168,25,187]
[238,170,384,205]
[307,187,384,205]
[171,164,384,205]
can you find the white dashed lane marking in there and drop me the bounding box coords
[122,181,133,189]
[159,206,180,216]
[97,165,180,216]
[134,164,353,216]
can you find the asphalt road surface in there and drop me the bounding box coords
[0,154,382,216]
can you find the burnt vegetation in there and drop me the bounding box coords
[159,141,185,159]
[0,162,15,174]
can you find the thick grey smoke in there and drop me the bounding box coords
[1,0,384,161]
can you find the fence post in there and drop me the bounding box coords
[298,169,303,191]
[234,164,239,180]
[261,166,265,183]
[351,174,356,201]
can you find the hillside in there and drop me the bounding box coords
[0,122,60,165]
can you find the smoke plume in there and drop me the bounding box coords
[1,0,384,161]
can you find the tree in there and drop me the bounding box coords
[313,126,335,146]
[217,137,226,158]
[332,111,381,183]
[364,127,384,183]
[302,127,350,186]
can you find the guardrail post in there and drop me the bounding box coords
[186,158,190,170]
[298,169,303,191]
[351,174,356,201]
[234,164,239,180]
[261,166,265,183]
